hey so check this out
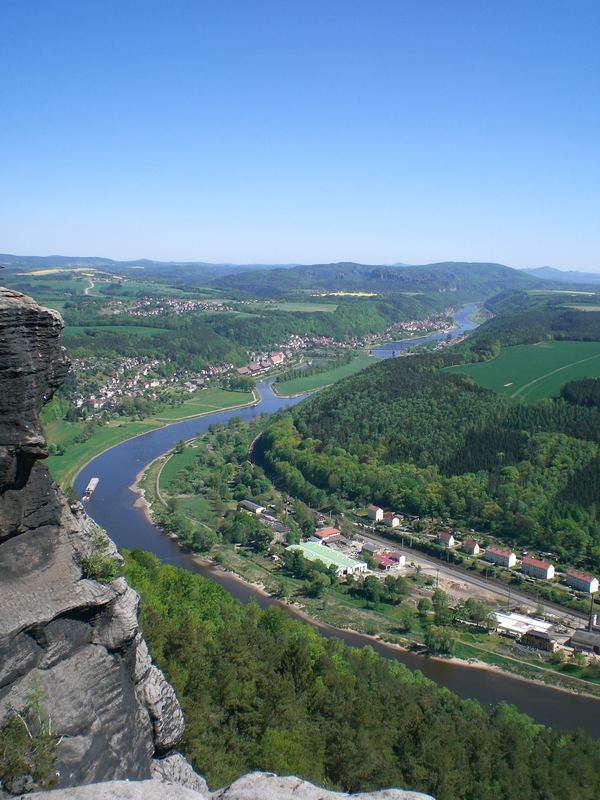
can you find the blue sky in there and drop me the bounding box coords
[1,1,599,268]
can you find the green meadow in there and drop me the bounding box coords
[447,340,600,402]
[43,387,254,487]
[274,352,375,395]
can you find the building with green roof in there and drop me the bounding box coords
[287,542,367,576]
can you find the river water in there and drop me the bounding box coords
[74,306,600,737]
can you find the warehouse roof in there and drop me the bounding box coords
[288,542,366,570]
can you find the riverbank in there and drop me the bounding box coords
[46,387,257,488]
[130,442,600,701]
[147,523,600,700]
[126,400,600,701]
[272,351,375,397]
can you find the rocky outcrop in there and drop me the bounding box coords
[18,773,432,799]
[1,287,432,800]
[0,288,184,793]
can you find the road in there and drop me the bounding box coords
[353,524,587,628]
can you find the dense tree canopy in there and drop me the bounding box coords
[124,550,600,799]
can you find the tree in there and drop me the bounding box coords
[424,625,456,654]
[306,572,331,598]
[417,597,432,620]
[432,589,452,625]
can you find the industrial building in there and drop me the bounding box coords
[287,542,367,577]
[495,611,553,638]
[237,500,265,516]
[569,629,600,655]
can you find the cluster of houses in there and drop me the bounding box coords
[113,296,233,317]
[367,504,403,528]
[434,530,599,593]
[236,351,286,377]
[70,355,233,414]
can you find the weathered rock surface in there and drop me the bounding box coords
[1,288,433,800]
[18,773,433,799]
[0,288,184,792]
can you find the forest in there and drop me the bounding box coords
[123,549,600,800]
[212,260,539,299]
[258,305,600,569]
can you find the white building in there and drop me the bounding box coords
[367,504,384,522]
[566,569,599,594]
[521,556,555,580]
[484,546,517,568]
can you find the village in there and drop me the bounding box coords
[68,355,235,414]
[236,497,600,662]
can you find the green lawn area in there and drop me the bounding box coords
[61,324,170,338]
[46,419,163,487]
[158,444,205,490]
[446,340,600,402]
[178,495,213,523]
[153,388,253,420]
[274,353,375,395]
[43,388,255,487]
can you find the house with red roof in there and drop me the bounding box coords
[484,545,517,568]
[367,504,384,522]
[313,527,342,543]
[462,539,480,556]
[566,569,599,593]
[437,530,455,548]
[521,556,554,580]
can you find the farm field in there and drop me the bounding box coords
[274,352,375,395]
[446,340,600,402]
[61,324,170,338]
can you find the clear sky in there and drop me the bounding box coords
[1,1,599,268]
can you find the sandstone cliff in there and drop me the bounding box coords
[0,288,431,800]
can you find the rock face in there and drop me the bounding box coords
[18,773,432,799]
[0,288,432,800]
[0,288,184,793]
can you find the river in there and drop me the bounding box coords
[370,302,480,358]
[74,306,600,737]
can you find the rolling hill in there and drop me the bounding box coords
[212,261,542,299]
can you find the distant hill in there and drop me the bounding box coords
[520,266,600,284]
[212,261,542,299]
[0,253,299,271]
[0,254,299,287]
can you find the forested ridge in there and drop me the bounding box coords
[212,261,539,298]
[124,549,600,800]
[259,306,600,568]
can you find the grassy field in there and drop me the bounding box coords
[46,419,164,487]
[158,444,204,490]
[153,388,253,420]
[274,353,375,395]
[61,324,170,338]
[178,495,213,523]
[446,340,600,402]
[44,388,255,487]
